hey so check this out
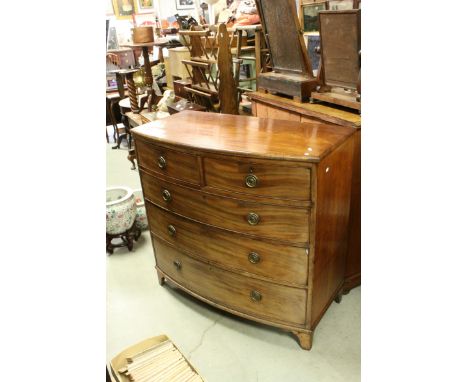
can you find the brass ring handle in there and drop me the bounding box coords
[245,174,258,188]
[248,252,260,264]
[162,189,172,202]
[250,290,262,302]
[247,212,260,226]
[173,260,181,270]
[158,156,167,169]
[168,224,176,236]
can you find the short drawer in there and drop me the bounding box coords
[141,170,310,243]
[135,140,200,184]
[204,158,311,200]
[147,204,309,286]
[154,238,307,326]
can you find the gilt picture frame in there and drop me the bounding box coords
[138,0,154,10]
[112,0,137,20]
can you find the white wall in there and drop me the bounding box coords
[158,0,228,22]
[158,0,197,19]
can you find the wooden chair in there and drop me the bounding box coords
[179,24,241,115]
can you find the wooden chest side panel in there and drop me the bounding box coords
[204,157,311,201]
[147,203,309,286]
[140,170,310,243]
[311,137,354,325]
[154,238,307,326]
[344,130,361,288]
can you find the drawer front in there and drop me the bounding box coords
[204,158,311,200]
[147,203,309,286]
[136,140,200,184]
[154,238,307,326]
[141,171,310,243]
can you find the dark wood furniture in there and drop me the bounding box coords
[167,99,207,115]
[249,91,361,293]
[254,0,316,101]
[173,79,192,99]
[132,111,355,350]
[106,222,141,254]
[125,110,164,170]
[179,24,241,114]
[312,9,361,110]
[121,41,169,112]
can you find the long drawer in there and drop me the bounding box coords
[147,203,309,286]
[136,140,200,184]
[204,157,311,201]
[153,237,307,326]
[141,170,310,243]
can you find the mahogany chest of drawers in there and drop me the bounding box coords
[132,111,355,350]
[249,91,361,293]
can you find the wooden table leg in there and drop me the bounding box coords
[128,149,136,170]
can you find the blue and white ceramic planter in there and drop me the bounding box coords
[106,187,136,235]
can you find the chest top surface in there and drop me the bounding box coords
[132,111,354,163]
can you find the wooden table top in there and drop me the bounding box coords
[118,95,146,109]
[249,91,361,128]
[132,111,354,162]
[121,39,171,48]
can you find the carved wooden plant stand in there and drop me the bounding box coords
[106,222,141,254]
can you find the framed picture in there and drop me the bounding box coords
[328,0,354,11]
[112,0,137,20]
[176,0,195,10]
[302,2,327,32]
[138,0,154,10]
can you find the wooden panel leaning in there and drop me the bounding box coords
[133,111,354,350]
[254,0,317,101]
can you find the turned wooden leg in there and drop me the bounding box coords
[126,235,134,251]
[106,235,114,254]
[128,149,136,170]
[156,269,165,286]
[291,330,313,350]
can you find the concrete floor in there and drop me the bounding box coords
[106,136,361,382]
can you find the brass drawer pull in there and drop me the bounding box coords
[157,156,167,169]
[168,224,176,236]
[162,189,172,202]
[245,174,258,188]
[248,252,260,264]
[247,212,260,226]
[173,260,181,270]
[250,290,262,302]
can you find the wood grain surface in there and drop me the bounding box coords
[147,203,309,286]
[140,170,310,243]
[249,94,361,292]
[131,111,355,163]
[311,138,354,324]
[136,140,200,185]
[203,157,311,201]
[133,111,356,350]
[153,237,307,326]
[344,130,361,291]
[249,91,361,128]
